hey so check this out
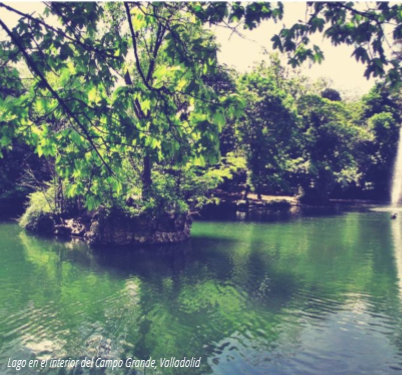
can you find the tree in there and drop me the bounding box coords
[271,2,402,89]
[0,2,244,213]
[202,65,239,157]
[321,88,342,102]
[295,94,363,202]
[238,63,299,198]
[0,54,43,212]
[357,83,402,199]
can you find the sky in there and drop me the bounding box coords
[0,2,378,97]
[213,2,377,97]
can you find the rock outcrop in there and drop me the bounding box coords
[54,218,87,237]
[84,210,192,246]
[24,208,192,247]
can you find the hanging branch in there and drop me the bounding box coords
[0,2,118,60]
[0,17,114,175]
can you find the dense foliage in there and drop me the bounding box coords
[1,2,248,216]
[1,1,402,222]
[238,63,298,198]
[205,57,399,202]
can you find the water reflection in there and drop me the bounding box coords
[1,210,402,374]
[391,218,402,300]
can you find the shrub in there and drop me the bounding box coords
[19,191,55,233]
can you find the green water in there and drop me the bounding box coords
[1,208,402,374]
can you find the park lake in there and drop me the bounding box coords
[3,2,402,375]
[1,206,402,375]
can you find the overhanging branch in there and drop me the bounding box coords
[0,17,114,175]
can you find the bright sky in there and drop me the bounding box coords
[213,2,377,98]
[1,2,378,97]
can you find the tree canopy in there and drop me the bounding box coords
[1,2,402,213]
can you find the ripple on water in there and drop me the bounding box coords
[2,216,402,375]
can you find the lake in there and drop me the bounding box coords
[1,206,402,374]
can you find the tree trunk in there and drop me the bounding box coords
[142,154,152,200]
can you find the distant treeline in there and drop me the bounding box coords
[214,56,401,203]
